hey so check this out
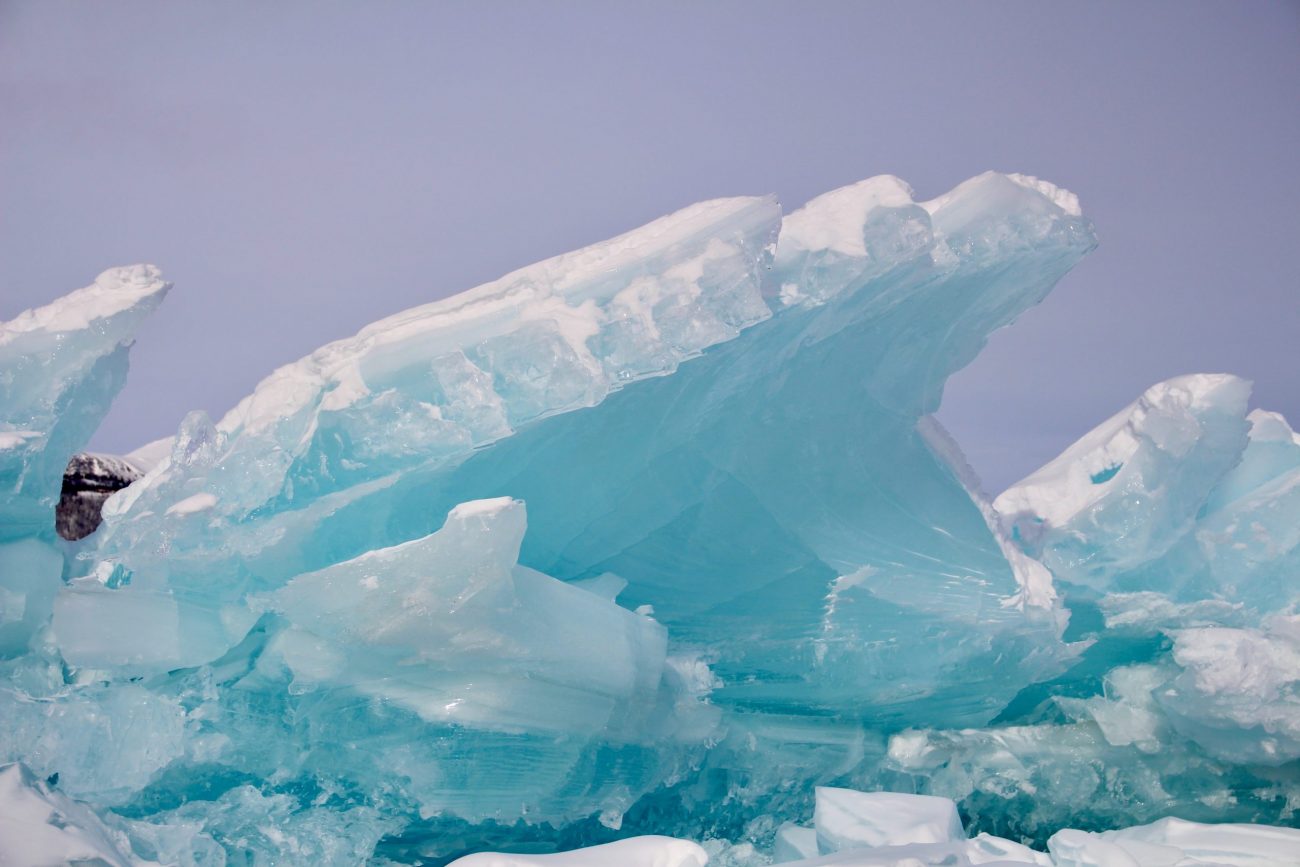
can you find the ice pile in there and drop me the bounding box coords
[445,786,1300,866]
[875,374,1300,840]
[1,173,1297,866]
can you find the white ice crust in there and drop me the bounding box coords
[0,265,168,345]
[776,176,917,258]
[994,374,1250,530]
[1048,816,1300,867]
[219,195,777,438]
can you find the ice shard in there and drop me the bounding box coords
[3,173,1297,865]
[0,267,167,663]
[993,374,1254,591]
[75,175,1091,733]
[0,265,168,541]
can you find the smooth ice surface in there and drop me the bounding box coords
[3,174,1298,865]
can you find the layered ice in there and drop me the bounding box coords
[2,173,1297,865]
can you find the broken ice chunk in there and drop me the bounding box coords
[0,539,62,657]
[995,374,1252,588]
[0,265,168,541]
[264,497,692,738]
[813,787,965,853]
[1159,615,1300,765]
[773,822,820,862]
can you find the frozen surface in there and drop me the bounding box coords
[2,174,1297,865]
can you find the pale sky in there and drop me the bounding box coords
[2,1,1297,492]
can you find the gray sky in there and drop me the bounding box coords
[2,1,1297,493]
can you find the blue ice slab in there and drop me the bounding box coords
[74,176,1092,743]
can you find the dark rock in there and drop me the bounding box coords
[56,453,144,541]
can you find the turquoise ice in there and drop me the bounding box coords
[1,173,1296,865]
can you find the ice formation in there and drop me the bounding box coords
[1,174,1297,866]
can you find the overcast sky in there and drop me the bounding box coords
[2,1,1297,492]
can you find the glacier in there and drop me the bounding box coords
[1,173,1298,866]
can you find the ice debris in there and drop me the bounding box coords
[446,786,1300,865]
[1,173,1297,865]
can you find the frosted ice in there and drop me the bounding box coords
[2,174,1297,865]
[774,823,821,862]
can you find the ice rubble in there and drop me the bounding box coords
[1,172,1297,866]
[446,786,1299,866]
